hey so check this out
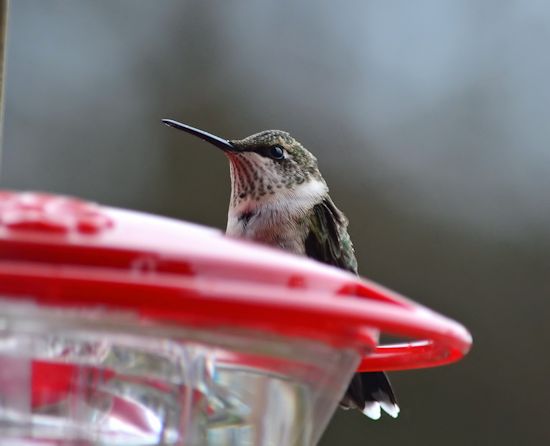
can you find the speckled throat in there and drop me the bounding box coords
[227,154,315,207]
[228,153,276,206]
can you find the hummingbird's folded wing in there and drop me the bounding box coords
[304,197,358,275]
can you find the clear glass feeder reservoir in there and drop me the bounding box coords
[0,302,359,446]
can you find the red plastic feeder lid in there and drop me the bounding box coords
[0,191,471,372]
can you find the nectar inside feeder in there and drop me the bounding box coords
[0,190,472,445]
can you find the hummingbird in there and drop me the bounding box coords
[162,119,399,420]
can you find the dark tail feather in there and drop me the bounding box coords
[340,372,399,420]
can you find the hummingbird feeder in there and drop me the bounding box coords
[0,190,471,445]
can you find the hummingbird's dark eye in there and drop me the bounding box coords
[269,145,285,160]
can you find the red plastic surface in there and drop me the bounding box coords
[0,191,472,373]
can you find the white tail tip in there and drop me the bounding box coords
[362,401,400,419]
[380,401,400,418]
[362,402,381,420]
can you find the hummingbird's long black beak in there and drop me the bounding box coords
[161,119,236,152]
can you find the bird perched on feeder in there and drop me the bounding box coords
[162,119,399,420]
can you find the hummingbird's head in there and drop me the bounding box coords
[162,120,328,213]
[226,129,325,204]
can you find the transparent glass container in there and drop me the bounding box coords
[0,299,360,446]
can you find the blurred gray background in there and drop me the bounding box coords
[2,1,549,444]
